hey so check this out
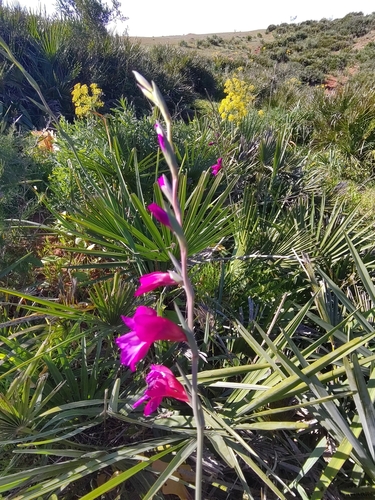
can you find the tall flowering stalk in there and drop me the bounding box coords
[133,71,205,499]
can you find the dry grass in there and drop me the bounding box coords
[129,28,275,59]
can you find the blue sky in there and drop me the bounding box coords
[11,0,375,37]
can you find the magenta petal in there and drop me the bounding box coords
[134,305,158,317]
[121,305,156,327]
[134,364,189,416]
[115,331,135,350]
[134,271,177,296]
[133,314,186,343]
[121,315,135,329]
[121,305,185,342]
[143,396,163,416]
[121,341,148,371]
[133,394,149,409]
[147,364,174,379]
[211,157,223,176]
[155,122,166,151]
[157,135,165,151]
[147,365,190,403]
[157,175,174,205]
[116,307,186,371]
[147,203,171,228]
[116,331,150,371]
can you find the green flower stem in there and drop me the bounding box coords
[168,115,204,498]
[172,176,182,226]
[178,225,205,500]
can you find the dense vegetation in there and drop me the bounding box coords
[2,5,375,499]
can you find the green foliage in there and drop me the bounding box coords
[1,6,375,130]
[0,8,81,126]
[266,24,277,33]
[0,129,52,219]
[56,0,127,36]
[3,8,375,499]
[0,5,220,129]
[309,81,375,179]
[89,272,135,326]
[205,34,224,46]
[48,102,222,210]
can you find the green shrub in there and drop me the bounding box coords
[308,82,375,180]
[0,129,52,218]
[196,38,209,49]
[266,24,277,33]
[206,34,224,46]
[300,65,325,85]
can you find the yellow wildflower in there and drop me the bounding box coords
[219,76,256,124]
[71,83,104,118]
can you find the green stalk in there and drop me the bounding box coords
[180,245,205,500]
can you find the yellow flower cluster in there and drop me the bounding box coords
[218,76,255,123]
[285,77,301,86]
[71,83,104,117]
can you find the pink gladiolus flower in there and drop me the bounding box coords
[116,306,186,371]
[148,202,172,228]
[134,271,177,296]
[155,122,166,151]
[133,364,189,416]
[211,158,223,176]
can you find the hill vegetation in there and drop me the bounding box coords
[2,5,375,499]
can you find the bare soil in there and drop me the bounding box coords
[353,29,375,50]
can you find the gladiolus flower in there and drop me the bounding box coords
[211,158,222,176]
[148,202,172,228]
[133,364,189,416]
[116,306,186,371]
[155,122,166,151]
[134,271,178,296]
